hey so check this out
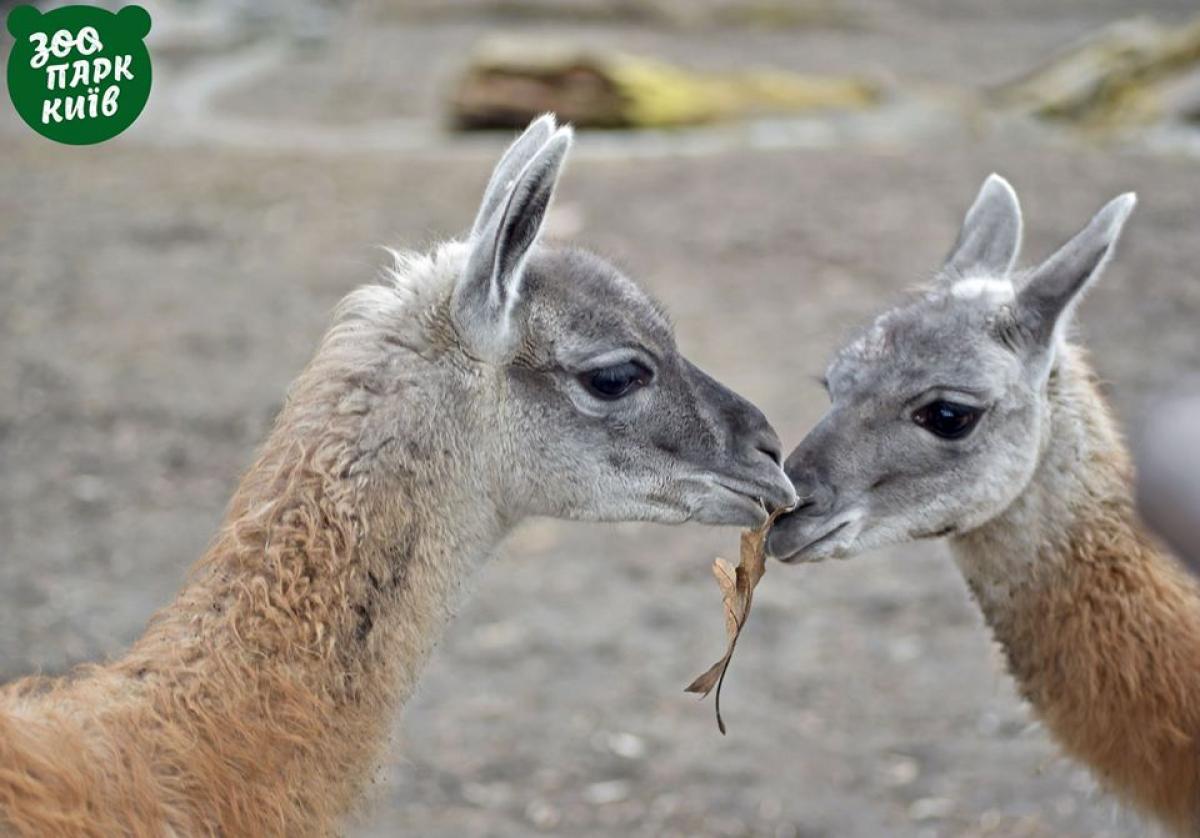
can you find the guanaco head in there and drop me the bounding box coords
[767,175,1136,561]
[348,116,794,529]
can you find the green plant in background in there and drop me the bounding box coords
[6,4,152,145]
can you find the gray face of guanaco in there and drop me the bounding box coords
[768,175,1136,563]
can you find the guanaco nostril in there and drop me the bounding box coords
[757,442,783,467]
[748,428,783,466]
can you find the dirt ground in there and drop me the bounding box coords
[2,1,1199,835]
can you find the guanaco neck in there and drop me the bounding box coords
[101,342,507,833]
[950,345,1200,834]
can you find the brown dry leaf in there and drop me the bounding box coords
[685,506,790,734]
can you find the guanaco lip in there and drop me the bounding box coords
[712,481,768,523]
[771,519,849,563]
[715,476,796,515]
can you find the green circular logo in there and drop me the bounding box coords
[6,4,152,145]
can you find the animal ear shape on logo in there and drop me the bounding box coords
[6,5,42,38]
[7,3,155,145]
[116,4,152,39]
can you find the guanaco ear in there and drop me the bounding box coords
[1015,192,1136,351]
[943,174,1023,280]
[454,125,573,362]
[471,114,557,238]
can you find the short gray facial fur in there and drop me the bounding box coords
[353,115,797,529]
[768,175,1135,560]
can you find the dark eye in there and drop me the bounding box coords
[580,360,652,400]
[913,400,983,440]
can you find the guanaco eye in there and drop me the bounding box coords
[913,400,983,440]
[580,360,652,400]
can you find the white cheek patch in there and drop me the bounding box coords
[951,277,1015,304]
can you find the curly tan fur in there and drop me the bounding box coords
[953,347,1200,835]
[0,251,500,836]
[0,123,794,831]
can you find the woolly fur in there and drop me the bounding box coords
[953,346,1200,835]
[0,245,487,837]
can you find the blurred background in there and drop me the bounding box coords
[3,0,1200,835]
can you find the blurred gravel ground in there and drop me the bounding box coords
[2,2,1198,835]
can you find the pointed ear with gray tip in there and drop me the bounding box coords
[470,114,556,238]
[454,126,573,362]
[1015,193,1137,351]
[944,174,1024,280]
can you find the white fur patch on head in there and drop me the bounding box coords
[846,320,890,363]
[951,277,1015,304]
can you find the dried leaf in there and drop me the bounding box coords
[685,505,791,734]
[713,558,738,638]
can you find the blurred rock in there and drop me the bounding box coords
[584,779,632,805]
[525,798,561,829]
[995,15,1200,129]
[879,754,920,788]
[1158,67,1200,124]
[907,796,955,822]
[450,37,880,130]
[460,781,513,807]
[599,730,646,759]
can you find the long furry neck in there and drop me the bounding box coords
[123,271,502,832]
[0,253,507,836]
[117,420,495,834]
[951,345,1200,834]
